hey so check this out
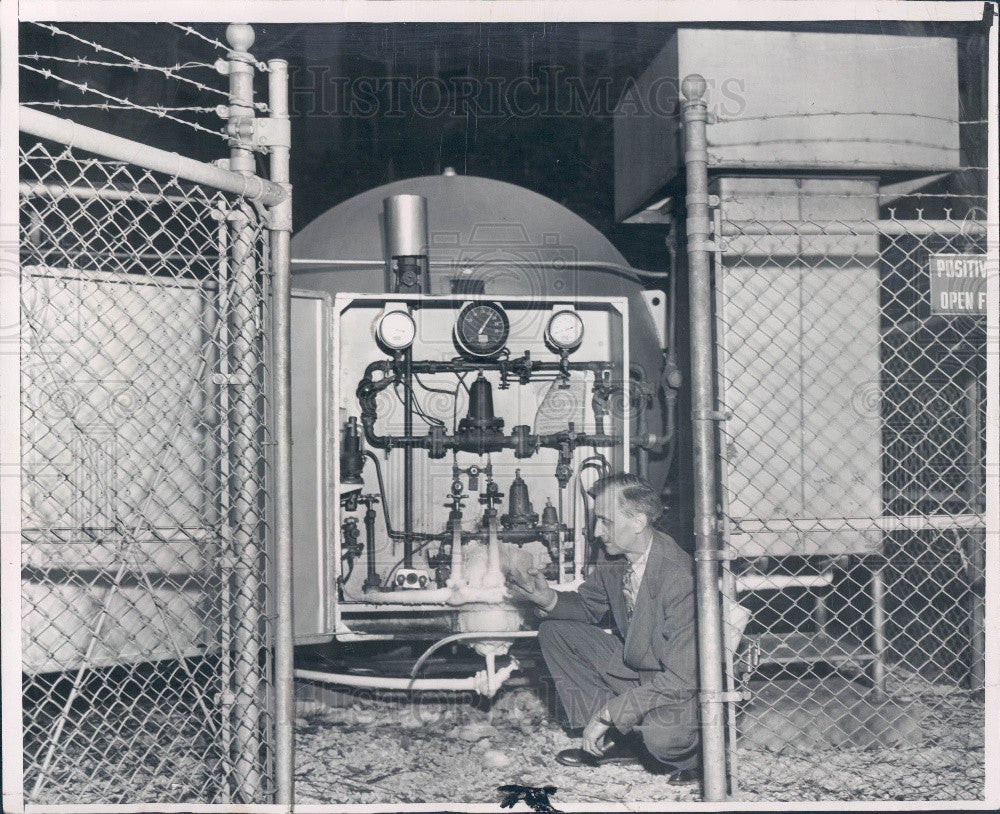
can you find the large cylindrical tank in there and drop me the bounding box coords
[291,171,669,490]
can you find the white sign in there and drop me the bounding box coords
[928,254,988,316]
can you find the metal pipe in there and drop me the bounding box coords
[290,256,667,282]
[735,573,833,592]
[19,106,286,206]
[719,565,740,796]
[964,374,985,692]
[363,500,380,590]
[403,348,414,567]
[267,55,295,809]
[682,74,728,802]
[870,565,887,696]
[720,219,987,237]
[295,669,480,692]
[411,631,538,678]
[296,657,520,697]
[225,24,264,803]
[19,180,195,205]
[449,520,464,586]
[215,203,234,804]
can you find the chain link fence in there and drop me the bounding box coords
[711,182,987,801]
[18,138,276,805]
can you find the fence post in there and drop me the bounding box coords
[225,23,265,803]
[267,56,296,809]
[0,3,25,811]
[681,74,729,802]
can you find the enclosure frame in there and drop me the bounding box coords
[5,30,295,813]
[680,13,997,797]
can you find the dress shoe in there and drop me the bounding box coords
[555,741,641,767]
[657,766,700,786]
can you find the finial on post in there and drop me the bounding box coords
[226,23,255,52]
[681,73,707,103]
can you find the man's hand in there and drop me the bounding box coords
[581,709,613,756]
[504,566,556,609]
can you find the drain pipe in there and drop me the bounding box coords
[295,657,519,698]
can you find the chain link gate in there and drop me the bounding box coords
[709,189,987,800]
[17,137,278,805]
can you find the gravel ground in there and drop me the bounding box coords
[293,687,701,807]
[732,699,984,802]
[294,675,984,807]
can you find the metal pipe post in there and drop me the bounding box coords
[267,57,296,807]
[681,74,728,802]
[225,23,264,803]
[964,374,985,692]
[870,565,887,696]
[215,204,235,804]
[403,348,414,567]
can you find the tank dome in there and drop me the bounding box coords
[292,172,630,274]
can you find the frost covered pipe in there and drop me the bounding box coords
[295,657,519,697]
[484,516,503,588]
[295,668,477,691]
[411,631,537,678]
[450,523,463,585]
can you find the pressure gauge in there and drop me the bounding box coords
[454,301,510,358]
[376,309,416,350]
[545,309,584,351]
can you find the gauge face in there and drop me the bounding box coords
[546,310,584,350]
[454,302,509,358]
[376,310,416,350]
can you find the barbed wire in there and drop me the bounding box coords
[29,23,234,98]
[166,22,229,52]
[714,155,988,172]
[711,136,965,151]
[23,100,219,114]
[720,191,988,201]
[21,62,233,143]
[713,111,988,126]
[22,53,269,112]
[165,23,271,71]
[22,50,230,100]
[24,53,220,73]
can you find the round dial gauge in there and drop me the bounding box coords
[546,310,584,350]
[454,302,509,358]
[376,310,416,350]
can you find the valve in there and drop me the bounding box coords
[340,417,364,484]
[479,476,504,525]
[555,442,573,488]
[479,478,504,509]
[511,424,533,459]
[500,469,538,531]
[341,518,363,561]
[428,424,447,459]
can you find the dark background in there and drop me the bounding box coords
[19,20,990,270]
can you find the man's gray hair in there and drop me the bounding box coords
[588,472,664,524]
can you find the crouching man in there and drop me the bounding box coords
[506,473,699,785]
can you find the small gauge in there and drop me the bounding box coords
[454,301,509,358]
[376,309,416,350]
[545,310,585,351]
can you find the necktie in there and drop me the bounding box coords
[623,562,637,620]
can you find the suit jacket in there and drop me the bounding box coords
[544,529,697,732]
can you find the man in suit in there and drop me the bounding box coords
[506,472,699,783]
